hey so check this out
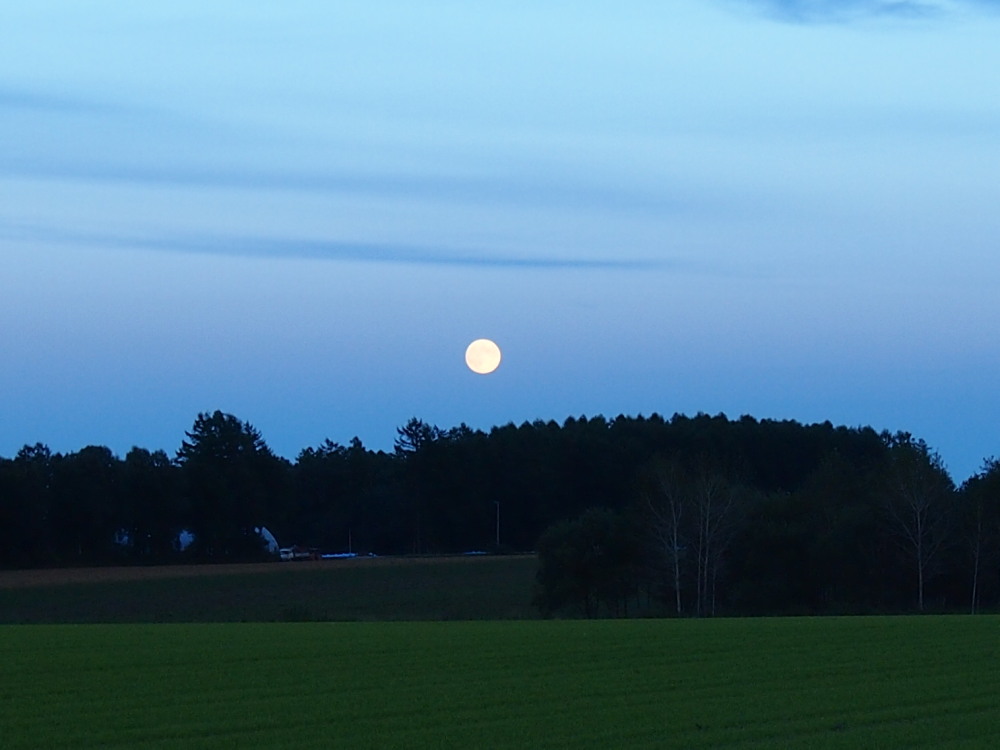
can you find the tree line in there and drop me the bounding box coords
[1,410,999,616]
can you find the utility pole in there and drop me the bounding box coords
[494,501,501,548]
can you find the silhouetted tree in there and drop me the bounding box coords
[0,445,56,566]
[51,445,122,563]
[394,418,447,553]
[176,411,284,561]
[121,447,182,561]
[394,417,444,455]
[292,437,394,553]
[534,508,643,617]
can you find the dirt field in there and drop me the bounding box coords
[0,554,513,590]
[0,554,540,623]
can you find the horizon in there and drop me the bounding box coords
[0,407,980,482]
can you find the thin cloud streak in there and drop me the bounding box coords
[0,82,698,217]
[4,224,674,272]
[730,0,959,22]
[0,156,697,217]
[0,85,121,114]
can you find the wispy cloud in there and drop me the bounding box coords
[0,85,120,114]
[0,82,696,218]
[730,0,962,22]
[0,155,694,218]
[2,223,673,271]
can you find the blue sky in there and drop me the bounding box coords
[2,0,999,480]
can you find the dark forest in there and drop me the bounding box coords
[2,410,999,617]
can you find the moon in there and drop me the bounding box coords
[465,338,502,375]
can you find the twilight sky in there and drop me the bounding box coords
[2,0,999,481]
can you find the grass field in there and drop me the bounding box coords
[0,555,540,623]
[2,616,999,748]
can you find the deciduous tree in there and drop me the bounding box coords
[881,433,955,612]
[958,458,1000,613]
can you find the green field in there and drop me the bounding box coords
[3,616,999,748]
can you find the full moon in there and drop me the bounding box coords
[465,338,502,375]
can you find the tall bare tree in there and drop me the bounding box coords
[643,457,688,614]
[958,458,1000,614]
[691,461,743,617]
[881,433,954,612]
[644,454,745,616]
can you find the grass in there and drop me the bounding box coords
[2,616,999,748]
[0,555,540,623]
